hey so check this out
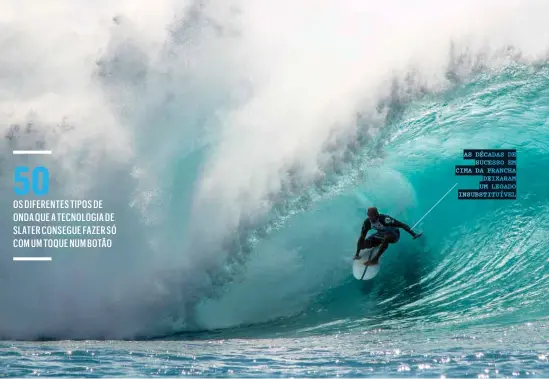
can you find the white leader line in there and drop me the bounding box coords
[13,150,52,155]
[13,257,52,262]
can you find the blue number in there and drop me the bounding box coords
[33,166,49,195]
[14,166,30,195]
[14,166,49,196]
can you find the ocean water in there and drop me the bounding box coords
[2,1,549,377]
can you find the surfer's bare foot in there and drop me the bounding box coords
[364,259,378,266]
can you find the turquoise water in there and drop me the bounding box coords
[2,62,549,377]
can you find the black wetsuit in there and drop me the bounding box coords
[357,214,415,250]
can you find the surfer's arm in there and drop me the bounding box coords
[391,218,417,237]
[355,220,370,257]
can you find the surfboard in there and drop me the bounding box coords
[352,247,380,280]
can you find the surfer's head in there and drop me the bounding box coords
[367,207,379,221]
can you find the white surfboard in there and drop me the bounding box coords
[352,248,380,280]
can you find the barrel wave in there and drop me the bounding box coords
[190,64,549,338]
[1,1,549,342]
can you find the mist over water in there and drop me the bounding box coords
[1,0,548,340]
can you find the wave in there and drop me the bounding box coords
[1,0,549,340]
[190,63,549,337]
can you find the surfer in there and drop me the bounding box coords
[354,207,422,266]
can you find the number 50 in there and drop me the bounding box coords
[14,166,49,195]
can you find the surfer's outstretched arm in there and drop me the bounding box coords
[390,217,419,238]
[354,220,371,258]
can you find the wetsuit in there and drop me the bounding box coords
[357,214,415,251]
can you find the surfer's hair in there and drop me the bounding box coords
[367,207,378,215]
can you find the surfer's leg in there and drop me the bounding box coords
[369,231,399,264]
[358,234,383,250]
[378,233,398,254]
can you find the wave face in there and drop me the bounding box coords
[1,0,549,339]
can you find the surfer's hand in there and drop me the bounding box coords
[413,233,422,240]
